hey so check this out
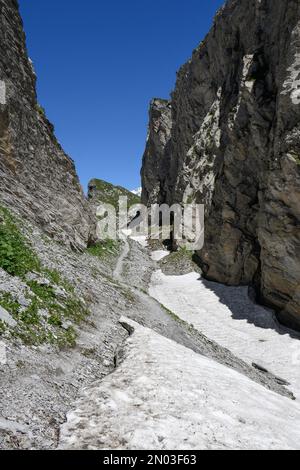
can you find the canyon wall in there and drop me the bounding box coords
[0,0,94,250]
[141,0,300,330]
[141,99,172,206]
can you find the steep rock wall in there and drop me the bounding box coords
[141,0,300,330]
[0,0,94,250]
[141,99,172,206]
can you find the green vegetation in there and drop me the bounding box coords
[88,178,140,209]
[87,239,120,258]
[164,246,193,263]
[0,206,41,277]
[159,302,184,324]
[0,320,6,335]
[159,246,202,277]
[27,281,56,303]
[121,288,136,304]
[289,151,300,166]
[186,195,196,205]
[0,291,20,317]
[0,282,88,347]
[157,299,197,335]
[36,104,55,133]
[36,103,46,118]
[0,206,89,348]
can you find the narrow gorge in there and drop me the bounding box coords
[0,0,300,452]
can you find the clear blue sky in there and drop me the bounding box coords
[19,0,224,192]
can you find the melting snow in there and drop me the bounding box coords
[131,187,142,197]
[151,250,169,261]
[59,317,300,450]
[130,236,148,248]
[149,270,300,399]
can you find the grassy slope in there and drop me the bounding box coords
[0,206,89,347]
[88,178,140,209]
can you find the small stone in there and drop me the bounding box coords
[0,306,17,327]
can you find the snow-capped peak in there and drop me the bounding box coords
[131,187,142,197]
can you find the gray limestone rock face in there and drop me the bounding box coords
[141,99,172,206]
[0,0,95,250]
[141,0,300,330]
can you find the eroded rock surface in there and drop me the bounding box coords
[141,98,172,205]
[141,0,300,330]
[0,0,94,249]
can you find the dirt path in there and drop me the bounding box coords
[113,232,131,282]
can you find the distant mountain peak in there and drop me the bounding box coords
[131,187,142,197]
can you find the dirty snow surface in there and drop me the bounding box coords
[59,317,300,450]
[130,235,148,248]
[149,269,300,400]
[151,250,169,262]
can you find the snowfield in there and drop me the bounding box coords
[149,269,300,399]
[59,249,300,450]
[151,250,169,262]
[59,317,300,450]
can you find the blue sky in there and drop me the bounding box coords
[19,0,224,192]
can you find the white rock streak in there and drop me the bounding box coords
[59,317,300,450]
[0,81,6,105]
[0,341,7,366]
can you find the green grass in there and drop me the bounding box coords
[0,291,21,317]
[88,178,140,209]
[159,302,184,324]
[25,280,88,328]
[36,103,46,117]
[27,281,56,303]
[0,285,88,347]
[122,288,136,304]
[288,150,300,165]
[0,206,89,347]
[43,268,61,285]
[163,246,193,263]
[19,297,40,326]
[0,320,6,335]
[87,239,120,258]
[44,268,75,294]
[0,206,41,277]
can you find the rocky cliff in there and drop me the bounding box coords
[141,0,300,330]
[0,0,94,250]
[141,99,172,206]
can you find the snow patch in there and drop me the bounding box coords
[149,271,300,399]
[130,236,148,248]
[131,187,142,197]
[151,250,169,262]
[59,317,300,450]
